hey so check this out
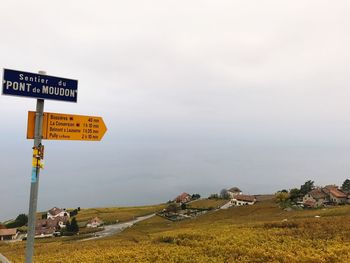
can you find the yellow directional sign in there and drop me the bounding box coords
[27,111,107,141]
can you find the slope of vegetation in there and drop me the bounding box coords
[187,199,228,209]
[75,204,166,224]
[2,198,350,262]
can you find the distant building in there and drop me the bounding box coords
[227,187,242,198]
[231,195,256,206]
[322,185,338,196]
[36,215,69,236]
[303,199,316,208]
[47,207,70,219]
[86,217,104,228]
[302,189,328,208]
[302,185,348,207]
[329,188,347,204]
[175,193,191,203]
[0,228,18,241]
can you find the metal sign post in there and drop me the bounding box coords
[2,68,107,262]
[25,72,45,263]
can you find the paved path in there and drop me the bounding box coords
[219,201,233,209]
[80,213,155,241]
[0,253,11,263]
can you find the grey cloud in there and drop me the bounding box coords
[1,1,350,220]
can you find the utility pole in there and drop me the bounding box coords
[25,71,45,263]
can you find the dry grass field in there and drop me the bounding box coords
[187,199,228,209]
[75,204,167,224]
[2,199,350,262]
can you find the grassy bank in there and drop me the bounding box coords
[2,198,350,262]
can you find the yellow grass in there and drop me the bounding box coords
[187,199,228,209]
[3,199,350,262]
[75,204,166,224]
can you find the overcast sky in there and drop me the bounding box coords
[1,1,350,221]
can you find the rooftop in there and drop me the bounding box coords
[0,228,17,236]
[235,195,256,202]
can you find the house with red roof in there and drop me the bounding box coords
[302,185,348,207]
[47,207,70,219]
[329,188,347,204]
[302,189,328,208]
[231,194,256,206]
[0,228,18,241]
[174,192,191,203]
[227,187,242,198]
[86,217,104,228]
[36,216,69,236]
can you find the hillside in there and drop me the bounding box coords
[75,204,166,224]
[2,198,350,262]
[187,198,228,209]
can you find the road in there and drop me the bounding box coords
[0,253,11,263]
[219,201,233,209]
[80,213,155,241]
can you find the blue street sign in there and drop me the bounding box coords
[2,69,78,102]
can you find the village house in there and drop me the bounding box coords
[329,188,347,204]
[0,228,18,241]
[302,185,348,207]
[227,187,242,198]
[47,207,70,219]
[302,189,328,208]
[322,185,338,196]
[86,217,104,228]
[175,192,191,203]
[36,216,69,236]
[231,194,256,206]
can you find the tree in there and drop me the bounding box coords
[181,203,187,210]
[275,191,290,203]
[289,188,300,202]
[5,214,28,228]
[341,179,350,193]
[65,220,71,231]
[220,189,231,200]
[65,218,79,233]
[70,209,78,217]
[165,203,179,213]
[70,217,79,233]
[15,214,28,226]
[191,194,201,200]
[299,180,315,196]
[208,194,219,199]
